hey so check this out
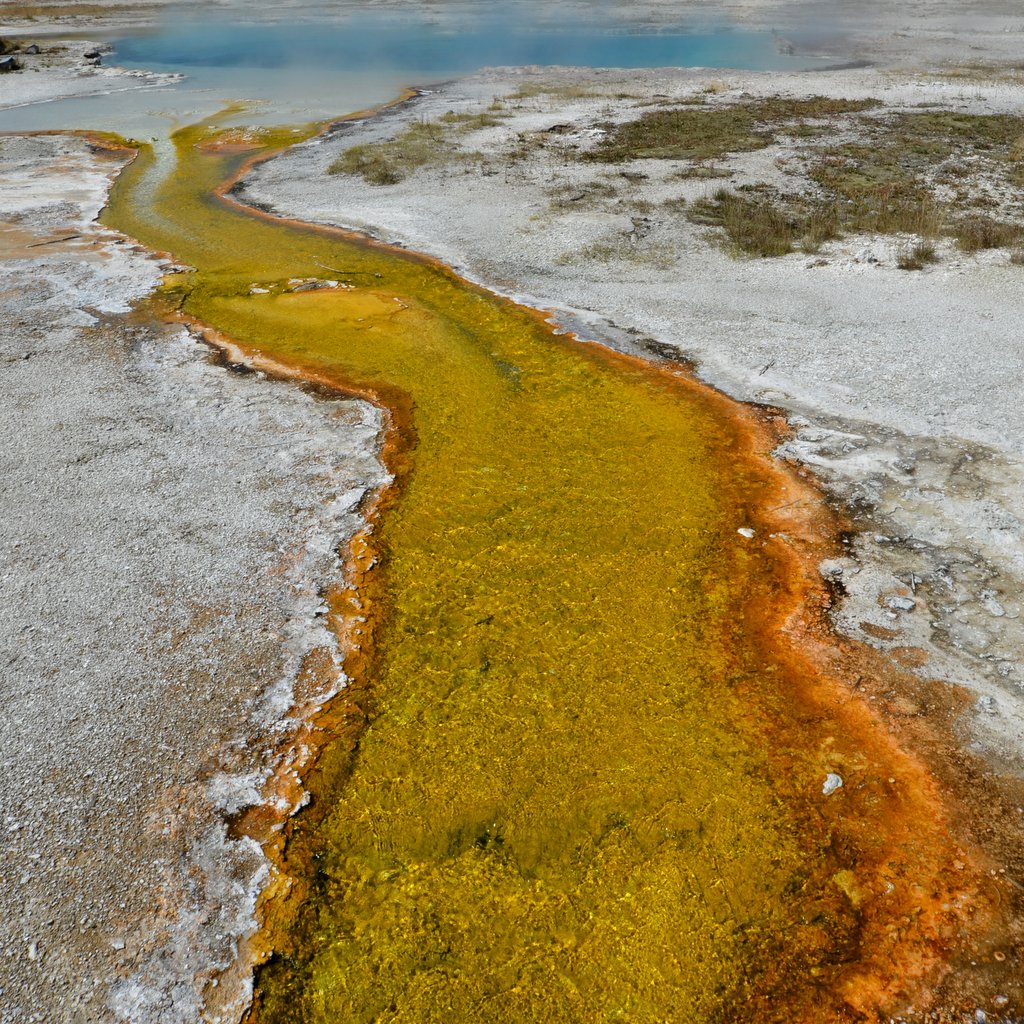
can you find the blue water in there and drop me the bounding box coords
[113,16,804,74]
[0,10,828,133]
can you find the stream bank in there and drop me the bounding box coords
[0,133,387,1024]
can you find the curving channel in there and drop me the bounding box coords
[101,112,973,1024]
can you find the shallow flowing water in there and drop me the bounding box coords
[100,116,958,1022]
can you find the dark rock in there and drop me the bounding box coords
[23,44,40,55]
[291,279,334,293]
[0,56,22,73]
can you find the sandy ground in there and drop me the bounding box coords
[0,135,386,1023]
[242,65,1024,777]
[2,4,1024,1022]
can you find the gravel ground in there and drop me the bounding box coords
[0,134,386,1023]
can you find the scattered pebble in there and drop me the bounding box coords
[885,595,916,612]
[737,527,755,539]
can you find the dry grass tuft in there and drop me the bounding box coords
[328,121,483,185]
[687,189,799,257]
[590,96,879,164]
[439,111,507,131]
[952,215,1024,253]
[896,239,938,270]
[508,82,601,101]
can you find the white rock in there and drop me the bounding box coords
[978,695,999,715]
[822,773,843,796]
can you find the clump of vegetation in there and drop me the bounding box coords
[688,184,944,259]
[896,239,938,270]
[952,214,1024,252]
[439,110,507,131]
[593,104,1024,261]
[588,97,878,164]
[902,110,1024,151]
[591,107,772,162]
[685,187,845,258]
[328,121,484,185]
[812,111,1024,203]
[799,203,841,253]
[508,82,601,101]
[687,189,800,257]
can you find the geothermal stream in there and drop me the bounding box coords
[80,97,1024,1023]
